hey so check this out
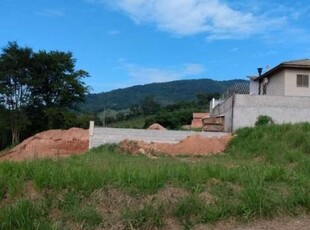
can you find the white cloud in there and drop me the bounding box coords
[100,0,285,39]
[124,63,206,85]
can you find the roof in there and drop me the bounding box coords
[255,59,310,81]
[282,59,310,66]
[247,75,258,80]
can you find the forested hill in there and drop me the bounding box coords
[81,78,247,112]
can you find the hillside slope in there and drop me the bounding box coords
[81,78,247,112]
[1,123,310,229]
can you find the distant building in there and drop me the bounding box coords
[209,59,310,132]
[250,59,310,96]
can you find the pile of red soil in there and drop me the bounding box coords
[0,128,88,161]
[118,134,232,157]
[147,123,167,130]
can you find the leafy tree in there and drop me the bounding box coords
[164,100,195,112]
[129,104,141,116]
[140,96,160,115]
[0,42,33,145]
[0,105,10,149]
[196,92,220,109]
[31,50,89,128]
[0,41,89,146]
[144,110,193,129]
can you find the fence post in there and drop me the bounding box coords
[89,121,94,149]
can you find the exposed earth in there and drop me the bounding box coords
[0,128,89,161]
[0,128,231,161]
[117,134,232,157]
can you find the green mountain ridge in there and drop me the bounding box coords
[81,78,247,112]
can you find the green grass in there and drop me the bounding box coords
[123,203,164,229]
[1,123,310,229]
[0,199,51,229]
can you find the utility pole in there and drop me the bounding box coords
[102,104,116,127]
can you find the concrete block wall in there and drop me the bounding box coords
[210,96,233,132]
[232,94,310,131]
[89,127,227,149]
[210,94,310,132]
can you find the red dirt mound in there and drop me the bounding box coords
[0,128,89,161]
[147,123,167,130]
[118,134,232,156]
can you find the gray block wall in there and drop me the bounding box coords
[211,94,310,132]
[233,94,310,131]
[89,127,227,149]
[210,96,233,132]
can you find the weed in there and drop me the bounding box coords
[0,199,50,230]
[70,207,102,227]
[123,203,164,229]
[174,195,203,228]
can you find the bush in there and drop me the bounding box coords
[255,115,274,127]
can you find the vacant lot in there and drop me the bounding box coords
[1,123,310,229]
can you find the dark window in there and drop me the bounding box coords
[297,74,309,87]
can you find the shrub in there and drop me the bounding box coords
[255,115,274,127]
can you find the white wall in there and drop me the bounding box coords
[284,69,310,96]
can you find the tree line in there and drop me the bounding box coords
[0,42,90,149]
[104,93,220,129]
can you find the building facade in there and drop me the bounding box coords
[211,59,310,132]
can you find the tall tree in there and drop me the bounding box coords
[196,92,220,109]
[0,42,33,145]
[0,105,10,149]
[31,50,89,128]
[0,42,90,146]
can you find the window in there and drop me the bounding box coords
[297,74,309,87]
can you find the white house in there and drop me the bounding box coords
[250,59,310,96]
[208,59,310,132]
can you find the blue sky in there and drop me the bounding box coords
[1,0,310,93]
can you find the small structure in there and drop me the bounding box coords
[191,113,208,129]
[210,59,310,132]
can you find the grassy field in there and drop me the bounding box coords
[1,123,310,229]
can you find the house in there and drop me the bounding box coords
[209,59,310,132]
[250,59,310,96]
